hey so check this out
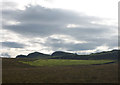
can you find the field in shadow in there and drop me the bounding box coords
[2,58,118,83]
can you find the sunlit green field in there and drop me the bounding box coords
[20,59,115,66]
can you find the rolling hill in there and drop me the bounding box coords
[16,52,51,59]
[16,49,119,60]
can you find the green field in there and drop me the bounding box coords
[2,58,118,83]
[20,59,115,66]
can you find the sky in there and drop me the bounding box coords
[1,0,119,58]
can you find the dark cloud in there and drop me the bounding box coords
[45,42,99,51]
[2,5,118,52]
[3,5,107,37]
[41,37,102,51]
[2,41,26,48]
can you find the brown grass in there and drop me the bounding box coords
[2,58,118,83]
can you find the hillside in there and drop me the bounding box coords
[16,49,119,60]
[51,50,119,60]
[16,52,51,59]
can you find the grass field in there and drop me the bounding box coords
[20,59,116,66]
[2,58,118,83]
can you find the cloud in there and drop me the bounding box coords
[1,41,26,48]
[3,5,107,37]
[1,52,11,58]
[2,2,18,10]
[2,5,118,57]
[41,36,106,51]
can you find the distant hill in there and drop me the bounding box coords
[27,52,50,58]
[51,51,77,57]
[51,50,119,60]
[88,50,118,60]
[16,55,27,58]
[16,50,119,60]
[16,52,51,59]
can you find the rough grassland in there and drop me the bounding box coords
[20,59,115,66]
[2,58,118,83]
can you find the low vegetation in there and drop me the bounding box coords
[20,59,116,66]
[2,50,119,83]
[2,58,118,83]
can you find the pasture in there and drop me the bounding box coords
[2,58,118,83]
[20,59,115,66]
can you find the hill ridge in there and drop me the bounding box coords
[16,49,119,60]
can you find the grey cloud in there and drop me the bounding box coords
[48,42,99,51]
[2,41,26,48]
[1,52,11,58]
[2,5,118,52]
[40,34,117,51]
[5,24,63,36]
[3,5,107,37]
[9,6,96,24]
[42,37,101,51]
